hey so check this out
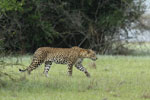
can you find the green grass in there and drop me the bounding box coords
[1,55,150,100]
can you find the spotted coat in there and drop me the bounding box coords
[19,46,97,77]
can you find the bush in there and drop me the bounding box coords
[0,0,145,53]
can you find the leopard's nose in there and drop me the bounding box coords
[95,57,98,60]
[92,57,98,61]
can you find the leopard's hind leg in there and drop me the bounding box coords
[67,61,75,76]
[19,58,44,74]
[28,58,44,74]
[43,61,52,77]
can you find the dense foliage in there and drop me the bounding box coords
[0,0,144,53]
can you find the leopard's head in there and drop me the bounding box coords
[79,49,97,61]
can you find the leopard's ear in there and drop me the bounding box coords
[87,49,95,53]
[81,49,91,56]
[86,49,91,54]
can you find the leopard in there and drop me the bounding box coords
[19,46,97,77]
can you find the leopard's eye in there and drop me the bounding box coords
[93,53,96,57]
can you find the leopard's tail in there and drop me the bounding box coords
[19,68,28,72]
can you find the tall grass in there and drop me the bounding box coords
[1,55,150,100]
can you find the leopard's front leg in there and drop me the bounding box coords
[75,59,90,77]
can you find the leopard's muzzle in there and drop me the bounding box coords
[91,56,98,61]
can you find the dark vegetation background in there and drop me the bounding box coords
[0,0,148,92]
[0,0,144,54]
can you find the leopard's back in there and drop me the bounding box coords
[34,47,79,64]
